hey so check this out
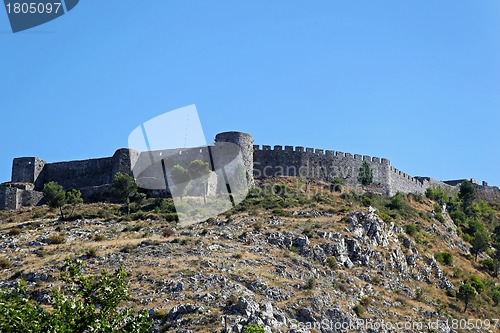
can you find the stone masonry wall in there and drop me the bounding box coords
[253,145,393,195]
[0,186,43,210]
[35,156,115,191]
[388,166,427,195]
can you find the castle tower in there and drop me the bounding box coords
[12,157,46,187]
[215,131,254,186]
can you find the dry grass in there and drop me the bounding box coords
[0,178,499,330]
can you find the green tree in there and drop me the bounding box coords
[113,173,138,216]
[66,189,83,218]
[0,259,151,332]
[469,275,485,294]
[470,231,489,261]
[458,180,476,216]
[358,161,373,186]
[457,283,476,313]
[188,160,211,204]
[170,165,190,200]
[43,181,67,219]
[467,219,485,236]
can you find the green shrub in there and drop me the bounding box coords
[403,224,418,236]
[352,304,365,316]
[272,208,287,216]
[362,197,372,207]
[252,222,263,232]
[243,323,265,333]
[153,309,167,320]
[273,184,291,198]
[331,177,344,192]
[8,228,21,236]
[360,297,371,306]
[0,259,151,332]
[0,257,12,269]
[414,288,424,301]
[387,193,404,210]
[435,213,445,224]
[120,244,137,253]
[164,213,180,222]
[480,258,496,275]
[446,289,456,298]
[305,277,317,290]
[92,234,106,242]
[467,219,485,235]
[85,247,97,258]
[378,212,393,223]
[47,234,66,245]
[326,256,338,270]
[162,227,175,237]
[462,233,472,243]
[425,186,450,204]
[492,287,500,306]
[469,275,485,294]
[434,251,453,266]
[302,228,314,239]
[449,209,467,225]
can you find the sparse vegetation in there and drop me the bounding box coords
[47,233,66,245]
[352,304,366,316]
[162,227,175,237]
[243,323,265,333]
[0,176,500,331]
[8,228,21,236]
[0,259,151,332]
[0,257,12,269]
[403,223,418,236]
[305,277,317,290]
[326,256,338,270]
[434,251,453,266]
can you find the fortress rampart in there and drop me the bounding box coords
[0,131,495,210]
[253,144,392,194]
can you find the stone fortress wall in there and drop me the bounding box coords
[252,144,454,196]
[0,131,496,210]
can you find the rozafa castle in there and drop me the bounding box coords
[1,131,499,210]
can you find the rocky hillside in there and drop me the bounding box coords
[0,177,499,333]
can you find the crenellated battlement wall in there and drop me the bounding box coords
[252,145,390,164]
[252,144,454,195]
[253,144,395,195]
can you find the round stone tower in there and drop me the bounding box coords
[215,131,254,186]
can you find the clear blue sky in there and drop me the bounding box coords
[1,1,499,186]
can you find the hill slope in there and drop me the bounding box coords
[0,177,499,333]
